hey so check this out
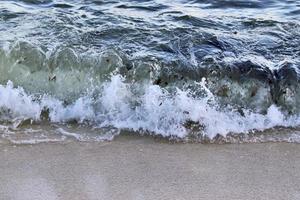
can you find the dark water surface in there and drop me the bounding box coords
[1,0,300,143]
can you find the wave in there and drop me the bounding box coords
[0,41,300,143]
[0,74,300,141]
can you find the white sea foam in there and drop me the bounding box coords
[0,75,299,141]
[0,81,41,120]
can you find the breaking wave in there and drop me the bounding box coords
[1,0,300,143]
[0,61,300,143]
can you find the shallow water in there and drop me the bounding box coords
[1,0,300,143]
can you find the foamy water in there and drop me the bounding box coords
[1,0,300,143]
[1,75,300,144]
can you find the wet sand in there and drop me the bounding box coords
[0,135,300,200]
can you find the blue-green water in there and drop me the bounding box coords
[0,0,300,143]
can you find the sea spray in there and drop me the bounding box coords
[0,75,300,143]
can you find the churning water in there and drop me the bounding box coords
[1,0,300,144]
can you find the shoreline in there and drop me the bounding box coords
[1,135,300,200]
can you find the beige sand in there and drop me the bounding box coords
[0,135,300,200]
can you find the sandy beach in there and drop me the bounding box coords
[0,135,299,200]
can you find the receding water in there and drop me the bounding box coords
[1,0,300,143]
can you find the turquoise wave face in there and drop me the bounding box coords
[0,41,299,113]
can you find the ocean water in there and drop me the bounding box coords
[1,0,300,144]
